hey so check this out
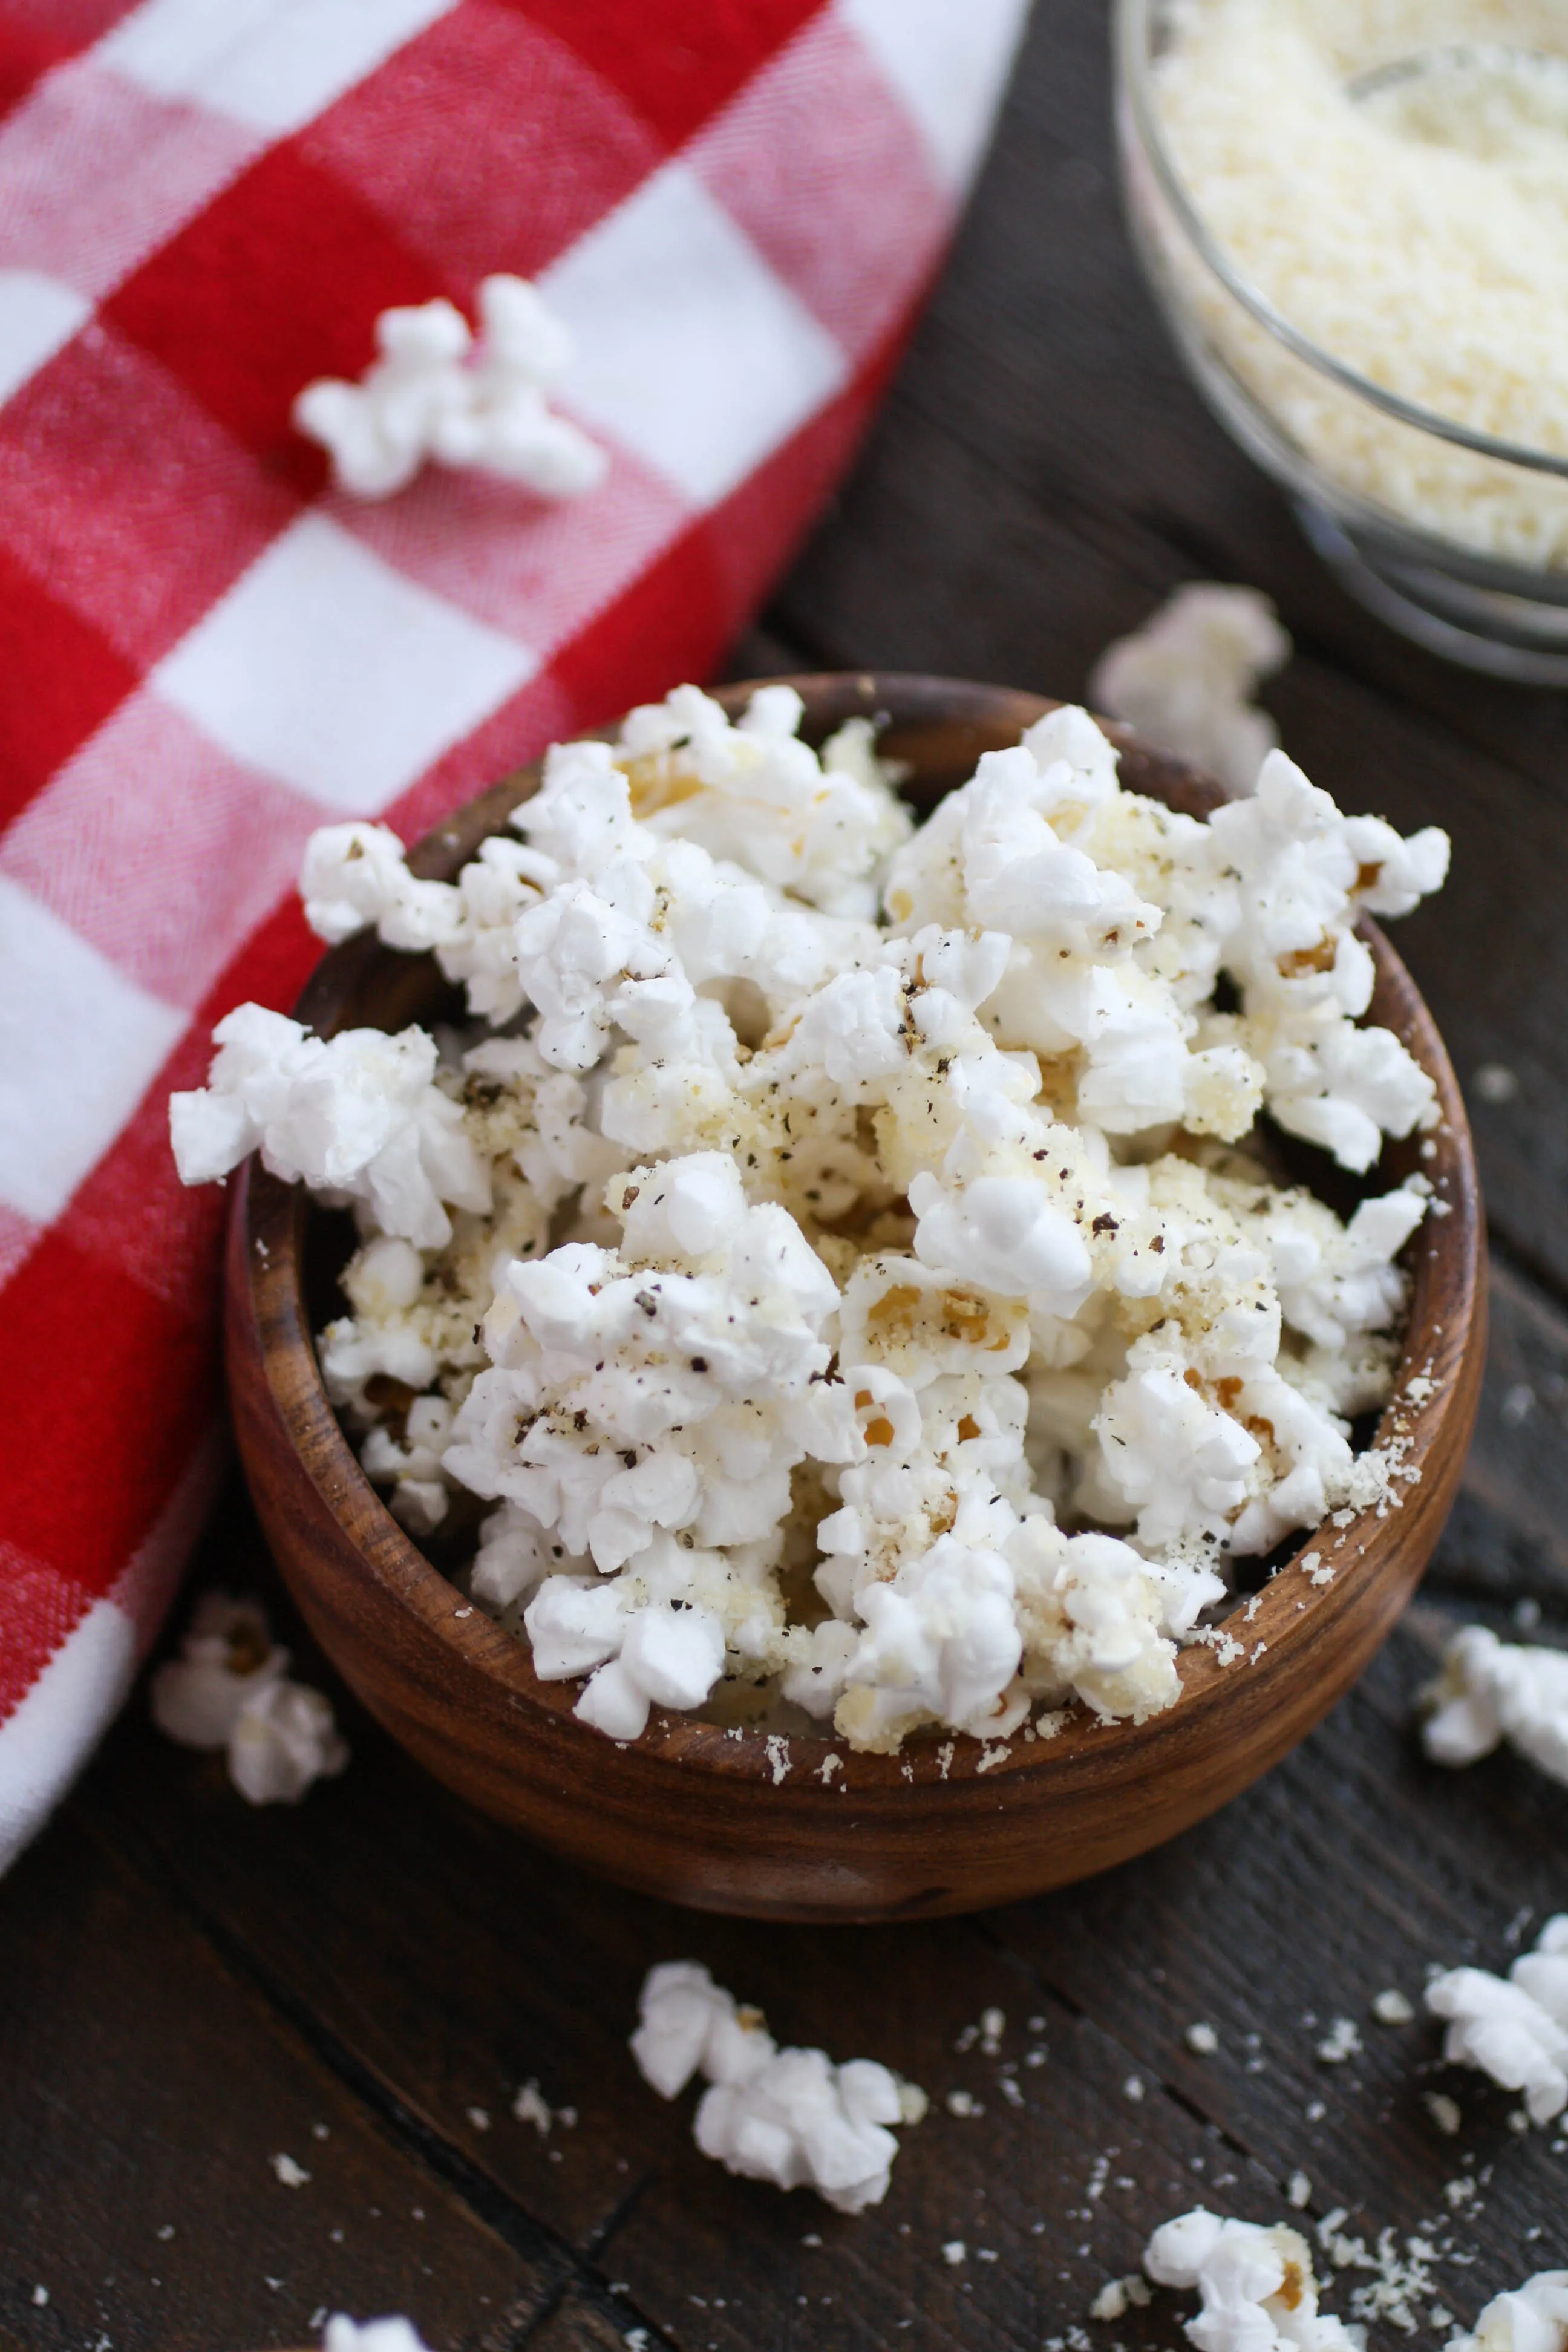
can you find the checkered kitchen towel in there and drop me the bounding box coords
[0,0,1031,1869]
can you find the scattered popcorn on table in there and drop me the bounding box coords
[1422,1625,1568,1790]
[1186,2022,1220,2056]
[1425,2092,1463,2138]
[1371,1988,1414,2025]
[1144,2208,1361,2351]
[270,2152,310,2187]
[1425,1915,1568,2126]
[322,2321,433,2352]
[174,688,1448,1754]
[630,1961,924,2213]
[151,1594,349,1805]
[1446,2271,1568,2352]
[294,275,606,500]
[1089,583,1291,797]
[1089,2273,1152,2321]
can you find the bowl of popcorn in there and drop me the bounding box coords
[1116,0,1568,682]
[178,673,1483,1921]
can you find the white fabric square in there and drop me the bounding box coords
[0,270,90,405]
[100,0,460,136]
[540,162,847,508]
[153,514,537,812]
[0,876,186,1223]
[838,0,1030,191]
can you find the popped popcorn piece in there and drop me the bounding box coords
[1422,1625,1568,1789]
[1090,2274,1152,2321]
[1145,2209,1361,2351]
[630,1962,922,2214]
[152,1595,348,1806]
[1446,2271,1568,2352]
[176,688,1446,1755]
[227,1677,351,1807]
[295,276,606,500]
[1090,583,1292,798]
[1426,1915,1568,2126]
[1372,1989,1414,2025]
[322,2322,433,2352]
[170,1007,488,1249]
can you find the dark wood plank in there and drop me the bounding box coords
[0,1800,564,2352]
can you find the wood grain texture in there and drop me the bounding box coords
[226,673,1485,1923]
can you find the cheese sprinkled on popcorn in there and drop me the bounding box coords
[1425,1915,1568,2126]
[174,687,1447,1754]
[1144,2209,1361,2351]
[630,1961,924,2213]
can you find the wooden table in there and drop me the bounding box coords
[7,10,1567,2347]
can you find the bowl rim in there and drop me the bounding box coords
[237,670,1485,1800]
[1114,0,1568,482]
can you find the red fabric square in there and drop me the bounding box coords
[0,0,135,128]
[0,326,297,669]
[0,1546,93,1717]
[303,1,661,290]
[511,0,826,150]
[0,538,137,835]
[105,141,446,477]
[0,1232,211,1599]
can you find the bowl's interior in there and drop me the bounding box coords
[266,675,1482,1795]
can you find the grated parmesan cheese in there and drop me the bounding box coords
[1153,1,1568,566]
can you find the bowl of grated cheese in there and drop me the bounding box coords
[1116,0,1568,682]
[206,673,1485,1922]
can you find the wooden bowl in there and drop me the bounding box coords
[226,673,1486,1923]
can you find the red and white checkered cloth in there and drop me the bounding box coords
[0,0,1030,1869]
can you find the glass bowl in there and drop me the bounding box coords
[1113,0,1568,683]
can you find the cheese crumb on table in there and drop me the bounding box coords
[1446,2271,1568,2352]
[1315,2016,1362,2065]
[150,1594,349,1806]
[1422,1624,1568,1789]
[629,1961,924,2213]
[294,275,606,501]
[174,688,1448,1755]
[1145,2208,1360,2350]
[1426,1915,1568,2125]
[1090,583,1290,797]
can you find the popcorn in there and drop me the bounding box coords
[151,1595,349,1806]
[1422,1625,1568,1789]
[1091,583,1292,799]
[1143,2209,1361,2352]
[172,687,1446,1755]
[169,1006,488,1249]
[630,1961,923,2213]
[294,275,606,500]
[1425,1915,1568,2126]
[322,2321,433,2352]
[1446,2272,1568,2352]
